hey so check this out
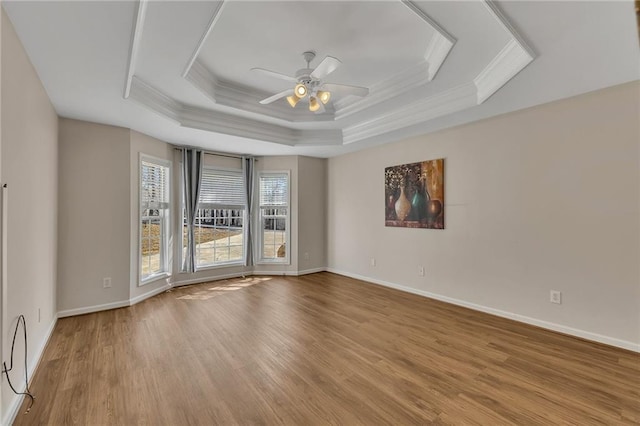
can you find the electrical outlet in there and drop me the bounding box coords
[370,258,376,267]
[103,277,112,288]
[304,252,310,261]
[418,266,425,276]
[550,290,562,304]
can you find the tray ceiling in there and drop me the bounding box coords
[3,1,639,157]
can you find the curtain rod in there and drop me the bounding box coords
[173,146,258,160]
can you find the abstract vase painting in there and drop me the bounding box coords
[384,158,444,229]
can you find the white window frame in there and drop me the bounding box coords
[139,154,171,285]
[185,166,247,271]
[257,171,290,265]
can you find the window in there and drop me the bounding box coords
[259,172,290,263]
[184,167,246,268]
[140,156,170,283]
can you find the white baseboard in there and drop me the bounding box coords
[295,267,326,276]
[252,270,298,276]
[137,268,325,292]
[130,284,171,306]
[58,268,326,320]
[57,299,130,318]
[58,271,259,319]
[58,284,171,318]
[252,267,325,276]
[172,271,250,288]
[326,268,640,353]
[3,315,58,426]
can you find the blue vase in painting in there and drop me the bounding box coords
[411,184,427,223]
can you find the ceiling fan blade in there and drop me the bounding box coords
[310,56,341,79]
[251,68,297,83]
[322,83,369,98]
[259,89,294,105]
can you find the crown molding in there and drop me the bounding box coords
[483,0,535,60]
[181,109,342,147]
[130,77,296,145]
[180,107,299,146]
[339,0,537,144]
[424,31,454,80]
[295,130,343,146]
[129,77,182,123]
[185,58,218,103]
[473,0,535,103]
[342,82,477,145]
[182,0,226,78]
[474,39,534,103]
[128,77,342,146]
[402,0,455,80]
[123,0,148,99]
[401,0,455,45]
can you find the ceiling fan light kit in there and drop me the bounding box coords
[294,83,308,98]
[309,96,320,112]
[286,95,300,108]
[317,90,331,104]
[253,51,369,113]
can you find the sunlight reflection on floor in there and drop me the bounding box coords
[176,277,272,300]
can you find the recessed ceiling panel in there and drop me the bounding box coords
[199,1,436,92]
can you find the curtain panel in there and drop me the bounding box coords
[181,148,203,273]
[243,157,255,266]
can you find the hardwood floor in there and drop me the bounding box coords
[14,272,640,425]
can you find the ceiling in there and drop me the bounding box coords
[3,1,639,158]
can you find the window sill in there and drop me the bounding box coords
[139,272,170,287]
[257,259,290,266]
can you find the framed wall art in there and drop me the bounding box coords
[385,158,444,229]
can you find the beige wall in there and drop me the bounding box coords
[298,156,327,272]
[57,119,130,312]
[1,9,58,422]
[327,81,640,349]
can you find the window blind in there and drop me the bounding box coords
[141,161,169,210]
[259,174,288,207]
[199,168,246,209]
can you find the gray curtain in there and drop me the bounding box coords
[182,148,203,273]
[243,157,255,266]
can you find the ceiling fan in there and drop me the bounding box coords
[252,51,369,113]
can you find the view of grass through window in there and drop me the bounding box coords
[140,158,169,280]
[141,224,243,256]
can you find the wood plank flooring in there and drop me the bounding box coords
[13,272,640,425]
